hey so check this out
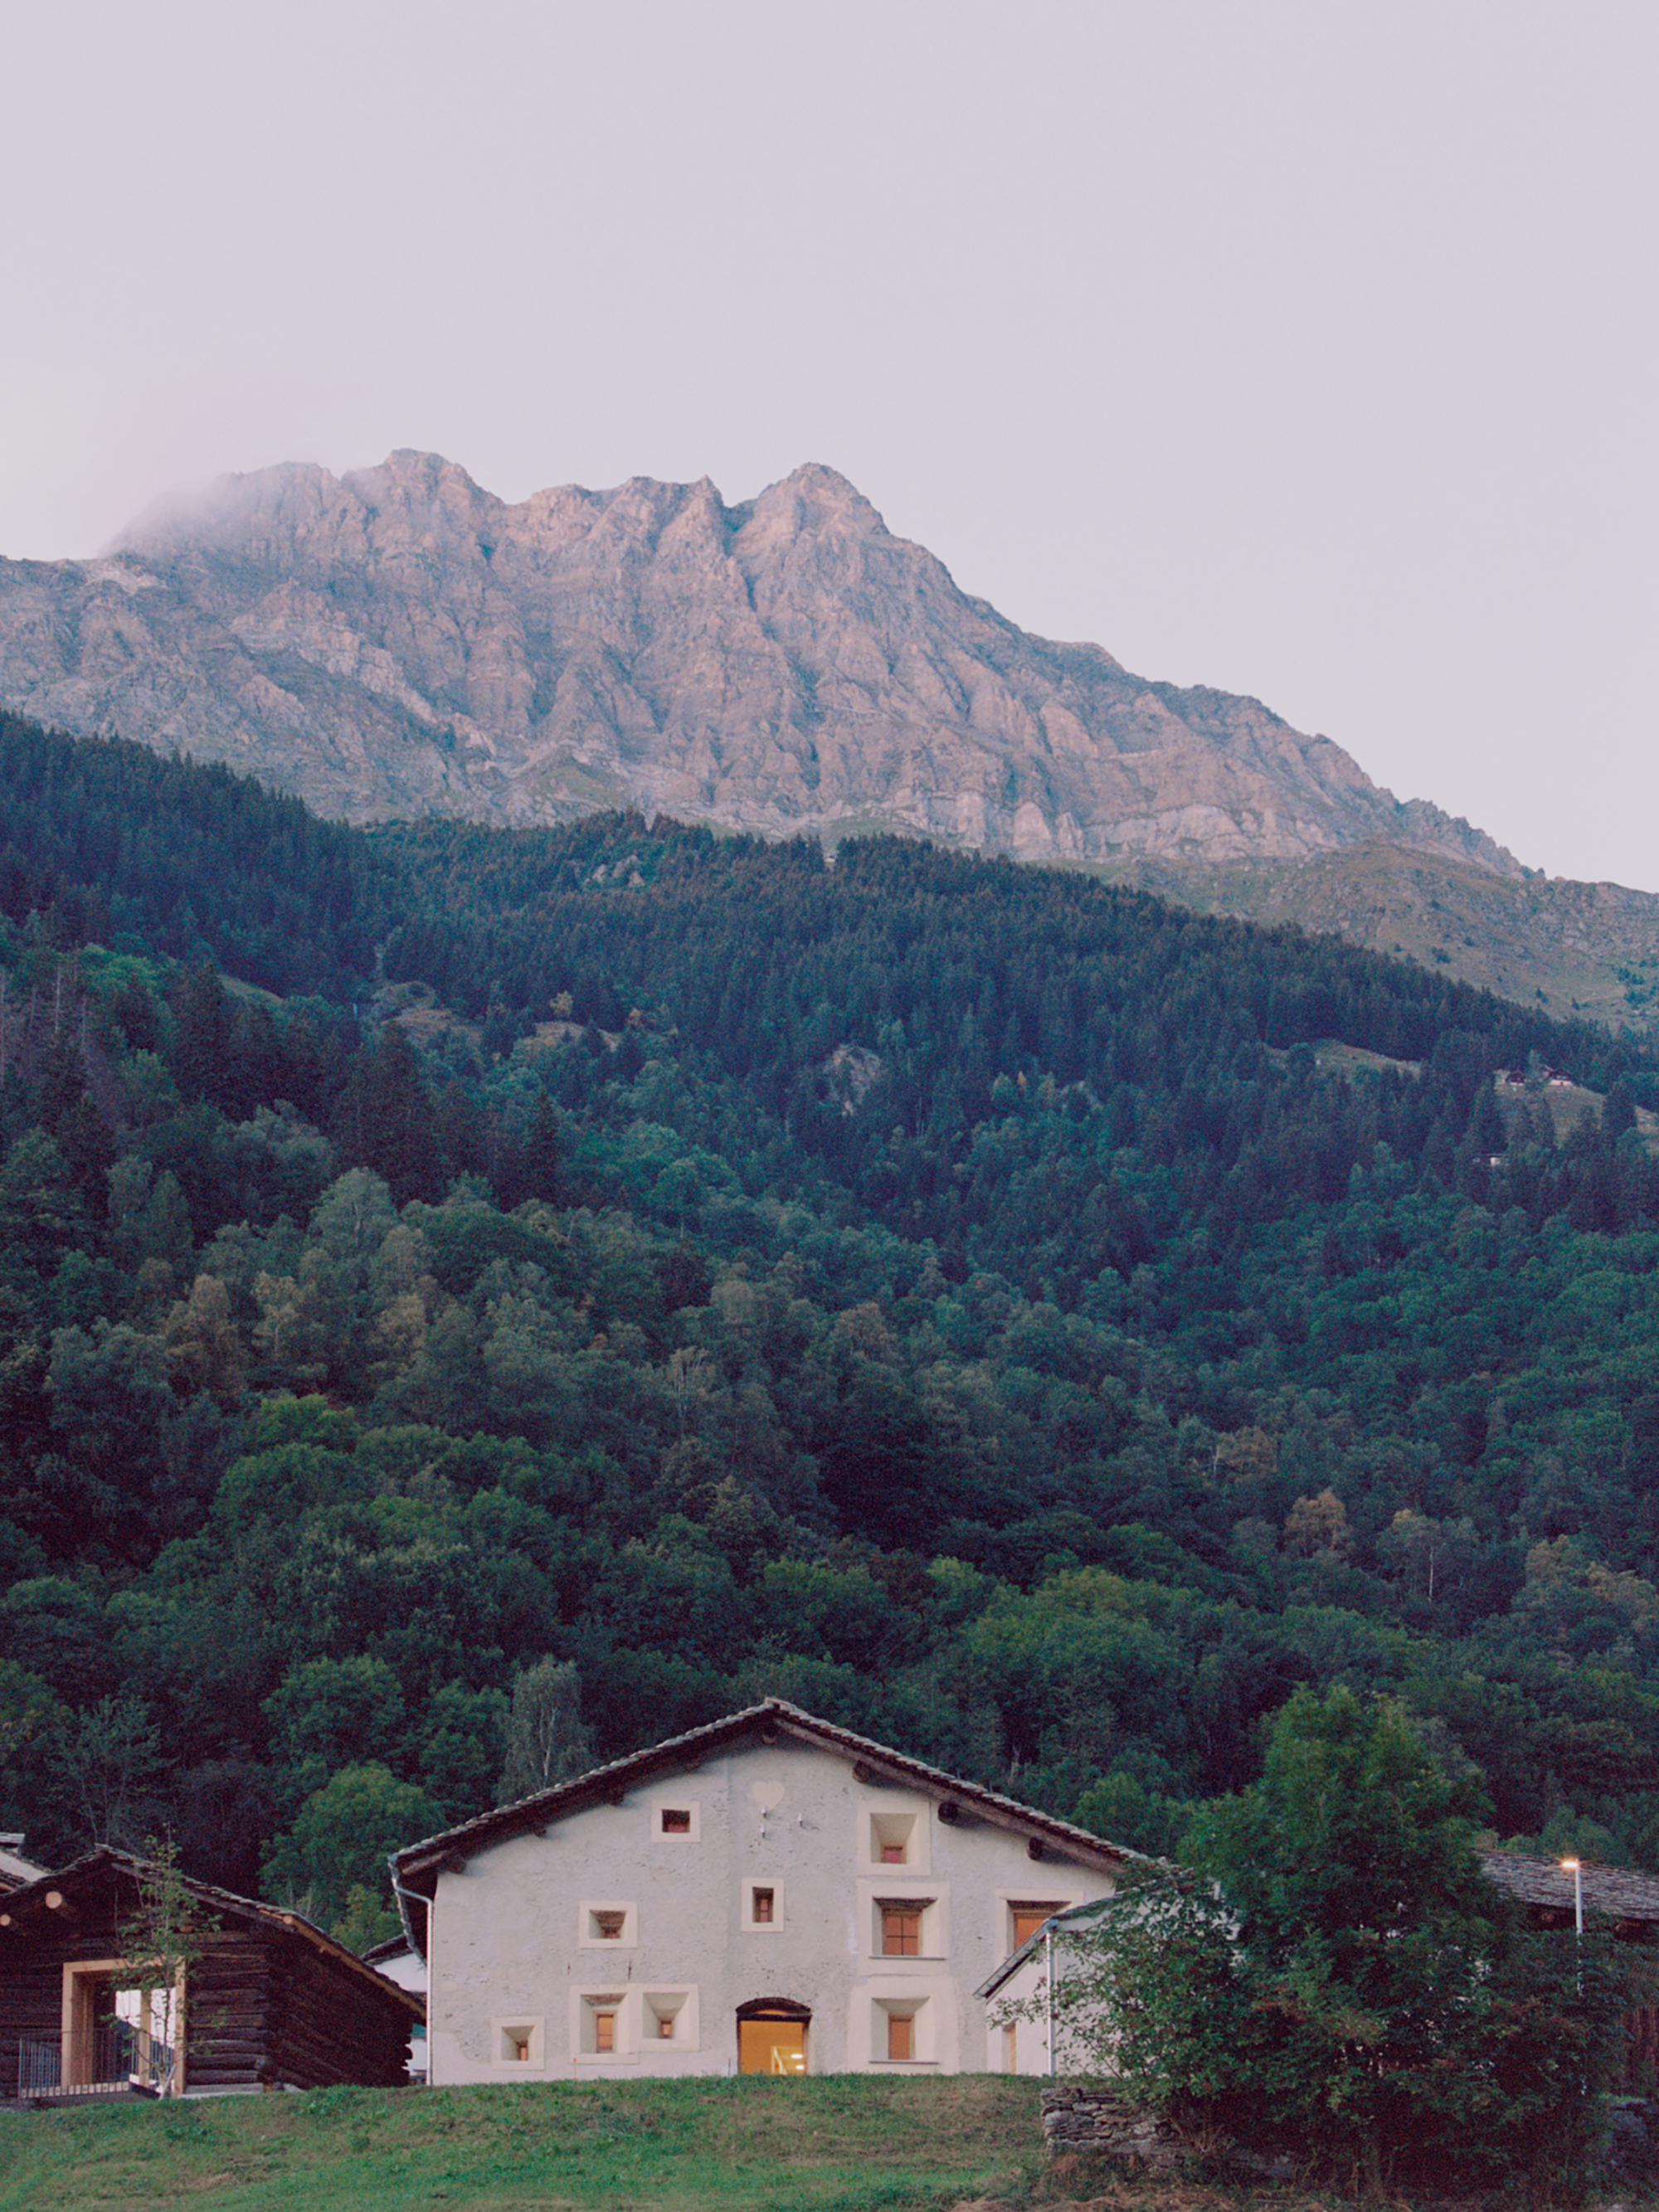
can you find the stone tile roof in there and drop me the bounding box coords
[388,1698,1147,1955]
[1480,1850,1659,1923]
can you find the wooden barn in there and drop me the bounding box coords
[0,1848,422,2100]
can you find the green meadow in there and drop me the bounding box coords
[0,2076,1045,2212]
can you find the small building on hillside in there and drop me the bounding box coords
[1481,1850,1659,2093]
[980,1852,1659,2084]
[0,1847,423,2100]
[976,1894,1116,2073]
[389,1699,1139,2083]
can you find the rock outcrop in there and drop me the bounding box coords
[0,451,1519,873]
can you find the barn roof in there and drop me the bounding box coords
[0,1847,424,2022]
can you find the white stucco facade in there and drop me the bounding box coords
[976,1900,1115,2075]
[397,1704,1128,2083]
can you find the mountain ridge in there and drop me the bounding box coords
[0,450,1519,878]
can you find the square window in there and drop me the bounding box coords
[874,1998,926,2065]
[1010,1900,1068,1949]
[492,2015,544,2068]
[881,1905,922,1956]
[581,1901,637,1947]
[643,1990,696,2049]
[652,1798,700,1841]
[575,1991,630,2058]
[869,1811,916,1865]
[742,1879,784,1931]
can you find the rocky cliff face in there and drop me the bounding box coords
[0,450,1519,873]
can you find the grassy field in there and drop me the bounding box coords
[0,2075,1048,2212]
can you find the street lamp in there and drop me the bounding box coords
[1559,1857,1584,1938]
[1560,1857,1584,2005]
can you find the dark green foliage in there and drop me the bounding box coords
[4,721,1659,1979]
[1034,1689,1630,2195]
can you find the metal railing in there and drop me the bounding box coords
[17,2022,175,2099]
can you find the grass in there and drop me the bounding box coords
[3,2078,1652,2212]
[0,2074,1047,2212]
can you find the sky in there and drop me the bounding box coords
[2,0,1654,887]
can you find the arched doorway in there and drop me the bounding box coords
[736,1997,810,2074]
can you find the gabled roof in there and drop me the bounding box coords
[1481,1850,1659,1927]
[0,1847,424,2023]
[389,1699,1145,1957]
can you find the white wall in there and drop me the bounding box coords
[426,1736,1117,2082]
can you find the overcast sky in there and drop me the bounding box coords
[3,1,1654,886]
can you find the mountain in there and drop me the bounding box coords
[0,451,1516,874]
[1114,845,1659,1029]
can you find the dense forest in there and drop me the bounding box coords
[4,712,1659,1945]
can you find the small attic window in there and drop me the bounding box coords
[653,1799,699,1840]
[593,1910,626,1941]
[870,1811,916,1865]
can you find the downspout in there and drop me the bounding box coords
[1046,1923,1056,2077]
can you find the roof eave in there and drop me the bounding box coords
[391,1699,1143,1894]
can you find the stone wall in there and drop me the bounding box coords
[1040,2084,1181,2173]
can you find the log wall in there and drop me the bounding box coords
[0,1868,412,2095]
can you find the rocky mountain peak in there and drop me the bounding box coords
[0,453,1520,877]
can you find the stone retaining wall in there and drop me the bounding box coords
[1040,2083,1181,2172]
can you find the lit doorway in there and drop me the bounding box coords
[737,1999,810,2074]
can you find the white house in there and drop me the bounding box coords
[975,1894,1120,2073]
[388,1699,1137,2082]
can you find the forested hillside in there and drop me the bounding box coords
[4,714,1659,1943]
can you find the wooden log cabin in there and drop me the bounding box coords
[0,1847,423,2101]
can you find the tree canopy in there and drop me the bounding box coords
[2,717,1659,1992]
[1030,1689,1631,2195]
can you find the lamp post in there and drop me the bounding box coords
[1560,1857,1584,1996]
[1559,1856,1584,1936]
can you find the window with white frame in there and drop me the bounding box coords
[493,2015,544,2067]
[653,1800,699,1840]
[578,1993,626,2056]
[644,1988,698,2047]
[869,1810,917,1865]
[874,1997,929,2064]
[742,1878,783,1930]
[579,1900,637,1947]
[874,1894,940,1957]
